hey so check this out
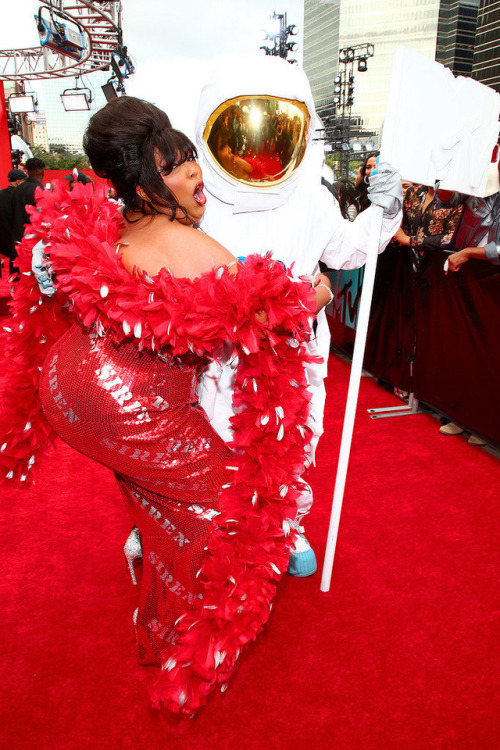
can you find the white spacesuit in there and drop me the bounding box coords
[195,55,402,574]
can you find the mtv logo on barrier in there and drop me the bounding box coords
[380,47,500,197]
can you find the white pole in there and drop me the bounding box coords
[320,205,384,592]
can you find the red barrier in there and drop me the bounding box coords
[327,247,500,445]
[43,169,109,188]
[413,252,500,443]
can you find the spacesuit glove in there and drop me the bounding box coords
[32,239,56,297]
[367,160,403,219]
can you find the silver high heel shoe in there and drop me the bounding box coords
[124,527,142,585]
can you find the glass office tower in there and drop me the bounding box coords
[436,0,480,75]
[472,0,500,91]
[338,0,442,134]
[303,0,482,142]
[303,0,340,110]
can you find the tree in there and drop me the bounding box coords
[31,145,89,170]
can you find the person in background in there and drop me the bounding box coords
[441,216,497,447]
[10,157,46,271]
[387,182,463,402]
[401,178,414,198]
[64,168,94,191]
[355,151,380,212]
[438,153,500,445]
[331,178,360,221]
[0,169,27,276]
[392,183,463,272]
[447,240,499,270]
[444,155,500,272]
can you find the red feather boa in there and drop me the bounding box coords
[0,182,318,715]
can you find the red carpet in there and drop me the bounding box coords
[1,295,499,748]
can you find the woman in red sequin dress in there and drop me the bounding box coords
[40,98,240,670]
[1,97,332,715]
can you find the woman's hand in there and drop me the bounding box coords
[446,248,470,272]
[313,273,333,312]
[393,226,411,246]
[445,246,486,273]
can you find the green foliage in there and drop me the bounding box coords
[325,154,336,171]
[31,145,89,170]
[350,158,364,172]
[326,154,364,181]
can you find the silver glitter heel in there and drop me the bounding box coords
[124,527,142,585]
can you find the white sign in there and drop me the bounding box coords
[380,47,500,197]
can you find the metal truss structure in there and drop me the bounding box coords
[0,0,123,81]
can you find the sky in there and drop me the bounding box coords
[1,0,305,141]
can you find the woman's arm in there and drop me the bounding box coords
[446,243,500,272]
[407,204,464,251]
[313,273,333,312]
[446,246,486,271]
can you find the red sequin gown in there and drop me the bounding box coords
[0,182,318,715]
[39,322,231,665]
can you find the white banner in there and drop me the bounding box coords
[380,47,500,197]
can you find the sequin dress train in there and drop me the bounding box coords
[39,322,231,665]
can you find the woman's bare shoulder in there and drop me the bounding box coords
[166,223,237,276]
[119,217,236,280]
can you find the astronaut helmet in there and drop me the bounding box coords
[203,93,309,186]
[196,55,318,204]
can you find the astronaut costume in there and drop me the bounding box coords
[195,55,402,574]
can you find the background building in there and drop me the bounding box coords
[303,0,340,111]
[303,0,491,149]
[472,0,500,91]
[340,0,449,135]
[32,115,49,151]
[436,0,480,75]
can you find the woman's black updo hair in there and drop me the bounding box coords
[83,96,197,221]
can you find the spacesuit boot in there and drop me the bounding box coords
[288,534,317,577]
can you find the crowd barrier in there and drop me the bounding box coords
[43,169,108,188]
[327,244,500,445]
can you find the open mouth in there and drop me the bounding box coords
[194,181,206,206]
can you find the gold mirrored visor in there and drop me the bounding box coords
[203,95,310,186]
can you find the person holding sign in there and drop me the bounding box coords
[194,55,403,577]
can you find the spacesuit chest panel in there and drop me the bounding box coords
[200,181,332,276]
